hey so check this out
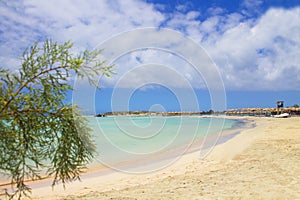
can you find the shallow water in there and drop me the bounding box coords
[0,116,243,181]
[87,116,240,170]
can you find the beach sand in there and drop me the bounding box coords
[30,116,300,199]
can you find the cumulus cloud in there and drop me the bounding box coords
[0,0,300,91]
[205,7,300,90]
[0,0,164,67]
[101,49,206,89]
[26,0,164,45]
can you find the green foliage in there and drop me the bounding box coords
[292,104,299,108]
[0,39,113,199]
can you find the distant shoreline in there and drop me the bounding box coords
[95,110,216,117]
[95,107,300,117]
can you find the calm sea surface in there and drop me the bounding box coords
[0,116,243,181]
[87,116,242,169]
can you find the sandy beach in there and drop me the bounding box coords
[28,116,300,199]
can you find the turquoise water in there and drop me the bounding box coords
[0,116,242,180]
[87,116,240,169]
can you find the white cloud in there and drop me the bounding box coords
[160,5,300,90]
[241,0,264,16]
[0,0,164,67]
[101,49,206,89]
[23,0,164,46]
[166,11,200,27]
[205,7,300,90]
[162,6,299,91]
[1,1,300,91]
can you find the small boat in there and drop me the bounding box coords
[273,113,290,118]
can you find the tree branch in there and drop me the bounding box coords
[0,65,69,113]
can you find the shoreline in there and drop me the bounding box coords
[86,117,250,174]
[74,115,298,200]
[0,116,247,188]
[33,116,255,199]
[64,116,298,200]
[3,116,300,199]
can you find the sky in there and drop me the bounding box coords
[1,0,300,112]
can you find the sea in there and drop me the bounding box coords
[0,116,246,182]
[86,116,245,173]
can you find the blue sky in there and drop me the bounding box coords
[1,0,300,112]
